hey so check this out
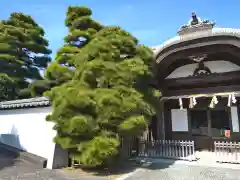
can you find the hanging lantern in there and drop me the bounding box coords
[213,96,218,104]
[189,96,197,108]
[209,100,214,108]
[209,96,215,108]
[189,97,193,108]
[179,98,183,109]
[193,97,197,106]
[232,94,237,104]
[227,94,232,107]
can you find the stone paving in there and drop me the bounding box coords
[3,155,240,180]
[125,163,240,180]
[0,160,107,180]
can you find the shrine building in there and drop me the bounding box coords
[151,13,240,150]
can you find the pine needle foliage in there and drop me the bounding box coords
[0,13,51,100]
[45,6,159,167]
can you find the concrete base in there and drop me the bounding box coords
[47,144,69,169]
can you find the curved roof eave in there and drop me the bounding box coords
[152,28,240,62]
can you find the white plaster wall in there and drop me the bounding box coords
[0,107,54,159]
[166,60,240,79]
[0,107,68,169]
[231,107,240,133]
[171,109,188,132]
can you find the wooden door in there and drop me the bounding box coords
[190,108,231,151]
[209,108,231,151]
[189,109,212,150]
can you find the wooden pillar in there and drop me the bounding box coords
[156,99,165,140]
[207,109,212,151]
[207,109,212,137]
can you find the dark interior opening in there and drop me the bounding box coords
[210,109,230,137]
[191,110,208,136]
[190,109,230,137]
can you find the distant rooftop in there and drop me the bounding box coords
[0,97,50,110]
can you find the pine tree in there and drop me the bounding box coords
[46,15,159,167]
[0,13,51,100]
[30,6,103,97]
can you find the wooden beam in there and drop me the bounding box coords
[162,85,240,97]
[160,71,240,89]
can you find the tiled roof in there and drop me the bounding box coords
[152,28,240,62]
[0,97,50,109]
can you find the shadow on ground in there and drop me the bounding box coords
[68,158,175,178]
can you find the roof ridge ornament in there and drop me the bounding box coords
[178,12,216,36]
[189,54,207,62]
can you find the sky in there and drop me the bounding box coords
[1,0,240,57]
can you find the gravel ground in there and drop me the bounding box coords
[3,159,240,180]
[125,163,240,180]
[0,160,107,180]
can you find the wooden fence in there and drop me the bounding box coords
[138,139,196,161]
[214,141,240,164]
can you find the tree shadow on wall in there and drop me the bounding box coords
[0,125,25,171]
